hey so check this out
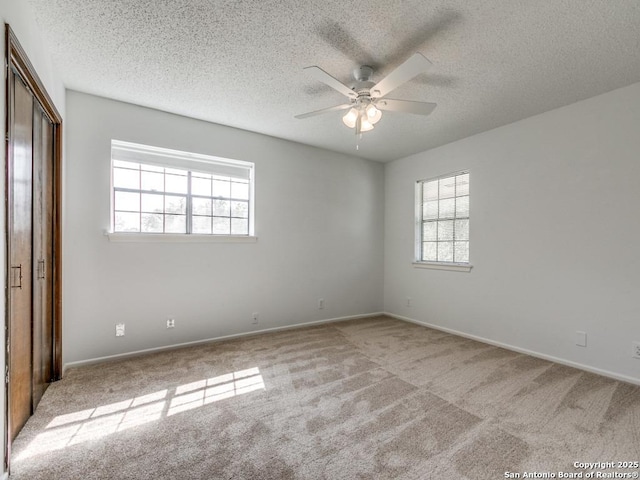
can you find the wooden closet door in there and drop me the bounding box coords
[8,70,35,442]
[32,104,55,408]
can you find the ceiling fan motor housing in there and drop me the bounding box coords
[353,65,374,82]
[351,66,376,102]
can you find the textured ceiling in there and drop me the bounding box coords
[27,0,640,162]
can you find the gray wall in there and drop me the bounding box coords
[64,91,385,365]
[384,81,640,383]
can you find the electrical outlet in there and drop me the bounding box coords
[318,298,324,310]
[406,297,412,307]
[252,312,259,324]
[632,341,640,359]
[575,331,587,347]
[167,318,175,328]
[115,323,125,337]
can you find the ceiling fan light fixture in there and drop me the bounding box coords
[360,114,375,132]
[342,108,358,128]
[366,104,382,124]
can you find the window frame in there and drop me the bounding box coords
[414,170,472,272]
[107,140,256,242]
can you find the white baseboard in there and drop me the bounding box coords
[385,312,640,387]
[63,312,385,371]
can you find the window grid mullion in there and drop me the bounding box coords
[162,168,167,233]
[138,164,142,232]
[436,179,440,261]
[420,182,424,261]
[453,178,457,262]
[186,171,193,234]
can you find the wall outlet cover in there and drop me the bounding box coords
[115,323,125,337]
[575,331,587,347]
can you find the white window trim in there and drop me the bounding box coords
[106,232,258,243]
[414,169,472,271]
[412,261,472,272]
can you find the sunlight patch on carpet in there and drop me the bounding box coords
[15,368,265,461]
[168,367,265,416]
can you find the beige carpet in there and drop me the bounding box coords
[10,316,640,479]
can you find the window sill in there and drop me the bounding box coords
[106,232,258,243]
[412,261,472,272]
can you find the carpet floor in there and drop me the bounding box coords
[10,315,640,479]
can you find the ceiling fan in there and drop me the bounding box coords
[295,53,437,135]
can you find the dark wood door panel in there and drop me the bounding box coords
[8,71,35,442]
[32,105,55,408]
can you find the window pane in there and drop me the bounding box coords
[192,216,212,234]
[212,179,231,198]
[422,221,437,241]
[437,220,454,241]
[192,176,212,196]
[423,201,438,220]
[439,178,456,199]
[165,196,186,214]
[166,174,187,194]
[455,219,469,240]
[141,213,163,233]
[213,217,231,234]
[439,198,455,218]
[423,180,438,201]
[193,197,212,215]
[165,167,185,175]
[113,168,139,189]
[213,199,230,216]
[438,242,454,262]
[231,218,249,235]
[165,214,186,233]
[141,193,163,213]
[456,196,469,218]
[231,181,249,200]
[231,201,248,218]
[141,171,164,192]
[456,173,469,196]
[115,212,140,232]
[115,191,140,212]
[422,242,437,261]
[454,241,469,263]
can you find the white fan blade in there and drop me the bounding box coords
[304,66,357,98]
[370,53,432,99]
[295,103,352,119]
[375,99,437,116]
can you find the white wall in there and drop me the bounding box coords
[0,0,66,475]
[64,91,384,365]
[384,81,640,383]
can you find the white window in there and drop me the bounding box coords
[111,140,254,236]
[416,171,469,264]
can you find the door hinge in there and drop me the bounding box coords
[37,259,45,279]
[5,365,8,384]
[10,264,22,289]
